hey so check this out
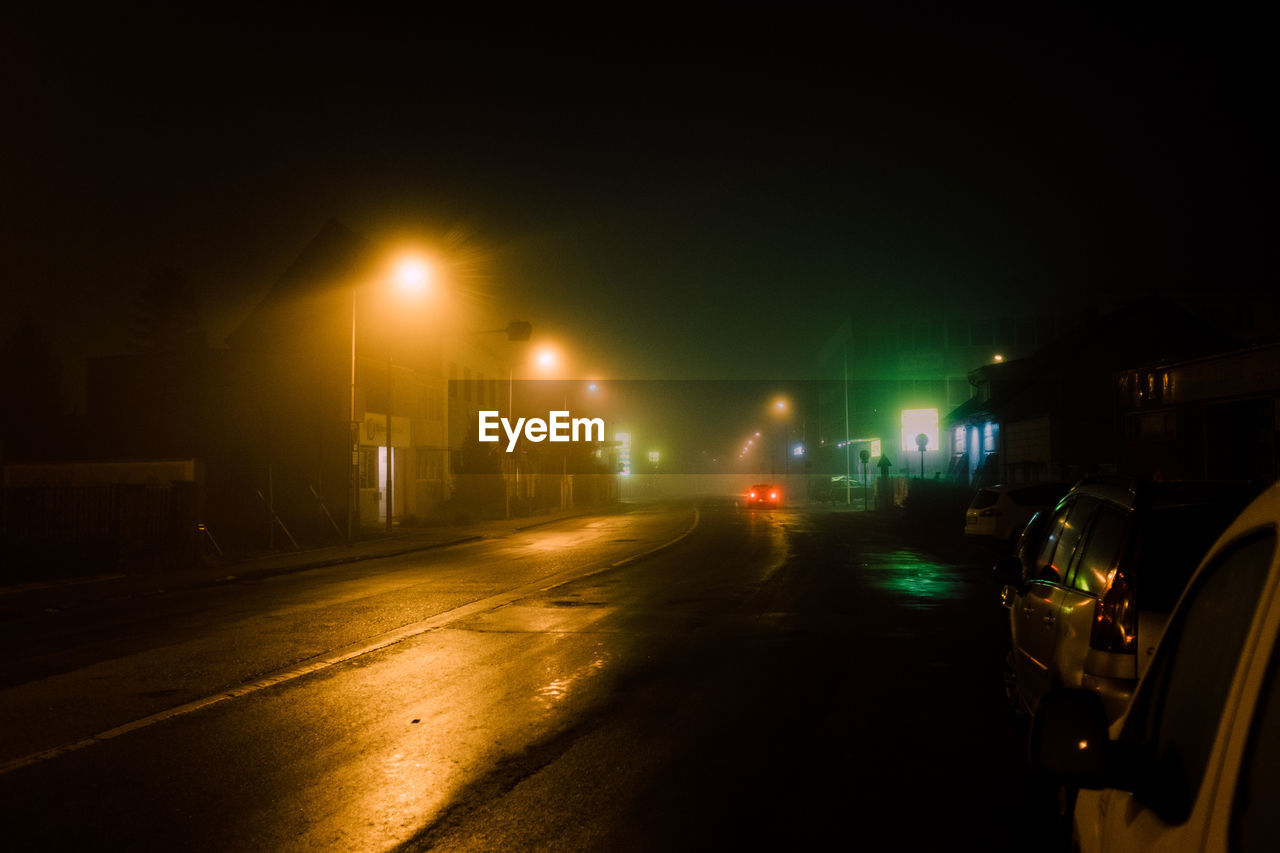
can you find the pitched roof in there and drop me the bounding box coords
[226,219,372,351]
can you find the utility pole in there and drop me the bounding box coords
[843,342,851,505]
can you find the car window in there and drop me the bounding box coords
[1233,570,1280,851]
[1068,504,1127,596]
[1033,503,1071,583]
[1018,511,1048,557]
[970,489,999,510]
[1124,529,1276,826]
[1136,504,1245,613]
[1033,497,1097,584]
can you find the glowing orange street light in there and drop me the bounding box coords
[393,256,432,296]
[770,395,794,480]
[535,345,560,374]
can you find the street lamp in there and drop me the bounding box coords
[533,346,569,510]
[469,321,533,518]
[393,257,431,295]
[771,396,790,480]
[348,254,434,541]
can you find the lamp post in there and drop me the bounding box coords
[348,255,432,541]
[348,286,359,543]
[772,396,790,485]
[467,321,532,519]
[533,345,571,510]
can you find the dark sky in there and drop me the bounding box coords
[3,5,1274,394]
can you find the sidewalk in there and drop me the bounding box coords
[0,508,599,616]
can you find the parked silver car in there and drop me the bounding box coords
[995,476,1253,722]
[1031,478,1280,850]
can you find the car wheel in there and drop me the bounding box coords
[1003,647,1028,721]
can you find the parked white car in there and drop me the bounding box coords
[1030,479,1280,851]
[965,482,1070,541]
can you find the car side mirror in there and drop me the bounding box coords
[1028,689,1121,791]
[992,555,1023,587]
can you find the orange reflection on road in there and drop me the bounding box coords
[535,647,609,712]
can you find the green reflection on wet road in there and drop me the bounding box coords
[861,547,965,606]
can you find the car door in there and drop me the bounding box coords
[1013,496,1097,708]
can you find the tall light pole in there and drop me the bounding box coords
[467,321,532,519]
[772,396,790,482]
[348,255,432,541]
[843,342,852,505]
[348,285,359,543]
[534,344,572,510]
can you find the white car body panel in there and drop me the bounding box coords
[1072,484,1280,852]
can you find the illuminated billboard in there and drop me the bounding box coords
[900,408,939,453]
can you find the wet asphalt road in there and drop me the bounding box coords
[0,501,1056,851]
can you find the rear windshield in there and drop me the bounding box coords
[1008,484,1068,507]
[1137,504,1247,613]
[970,489,1000,510]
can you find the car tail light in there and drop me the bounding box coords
[770,492,778,500]
[1091,565,1136,654]
[749,491,756,499]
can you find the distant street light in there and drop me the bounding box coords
[533,344,571,509]
[536,346,559,372]
[770,396,792,479]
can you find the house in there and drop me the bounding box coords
[1116,340,1280,485]
[944,297,1232,488]
[817,307,1074,483]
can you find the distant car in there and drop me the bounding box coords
[811,475,853,504]
[746,484,781,509]
[965,482,1071,542]
[1030,479,1280,851]
[995,476,1255,723]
